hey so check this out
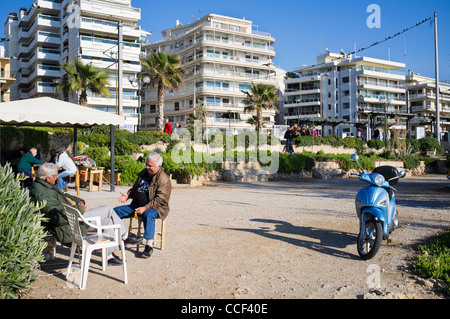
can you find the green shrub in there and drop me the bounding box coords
[79,133,110,148]
[412,230,450,295]
[160,149,222,182]
[292,135,363,150]
[419,137,444,155]
[84,147,111,169]
[0,127,51,154]
[367,139,385,150]
[405,138,420,154]
[402,155,421,169]
[114,155,145,185]
[126,130,171,145]
[0,164,47,299]
[278,153,315,173]
[342,137,365,150]
[322,135,343,148]
[302,151,375,172]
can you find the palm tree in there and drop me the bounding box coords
[247,115,267,130]
[56,58,111,106]
[141,51,186,131]
[241,83,280,133]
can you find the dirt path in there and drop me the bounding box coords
[26,175,450,300]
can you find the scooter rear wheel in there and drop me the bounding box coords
[357,220,383,260]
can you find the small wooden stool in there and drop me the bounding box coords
[128,215,166,251]
[88,167,103,192]
[68,171,81,197]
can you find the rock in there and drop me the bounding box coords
[312,168,348,179]
[416,278,434,289]
[223,169,271,182]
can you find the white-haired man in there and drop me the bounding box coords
[30,163,143,265]
[114,152,172,259]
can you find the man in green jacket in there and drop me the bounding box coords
[30,163,143,265]
[17,147,45,177]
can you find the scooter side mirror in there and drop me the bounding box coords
[350,154,359,163]
[398,170,406,178]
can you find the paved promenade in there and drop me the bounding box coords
[28,175,450,300]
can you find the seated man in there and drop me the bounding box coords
[17,147,45,177]
[30,163,143,265]
[55,149,78,192]
[114,152,172,259]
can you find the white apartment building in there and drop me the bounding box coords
[141,14,280,134]
[406,71,450,137]
[286,51,406,139]
[4,0,142,131]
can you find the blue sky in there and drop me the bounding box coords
[2,0,449,80]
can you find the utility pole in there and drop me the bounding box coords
[111,22,124,192]
[434,12,441,142]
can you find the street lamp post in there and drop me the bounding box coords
[128,73,151,132]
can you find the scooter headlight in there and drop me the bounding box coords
[374,174,385,186]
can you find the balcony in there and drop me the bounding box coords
[79,0,141,23]
[411,105,450,115]
[80,18,140,39]
[153,21,273,45]
[408,92,450,102]
[358,93,406,105]
[23,81,57,97]
[358,104,407,114]
[285,87,320,96]
[284,74,321,84]
[357,81,405,93]
[355,66,405,80]
[285,98,321,107]
[285,112,321,119]
[18,31,60,55]
[87,94,139,108]
[19,0,62,25]
[80,55,141,73]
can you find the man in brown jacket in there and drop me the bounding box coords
[114,152,172,258]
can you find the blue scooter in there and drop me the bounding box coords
[350,154,406,260]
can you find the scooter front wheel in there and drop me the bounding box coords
[357,220,383,260]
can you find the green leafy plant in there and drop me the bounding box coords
[0,164,47,299]
[367,139,385,150]
[412,230,450,295]
[401,155,421,169]
[418,137,444,156]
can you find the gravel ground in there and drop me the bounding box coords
[26,174,450,300]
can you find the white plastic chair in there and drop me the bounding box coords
[61,203,128,290]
